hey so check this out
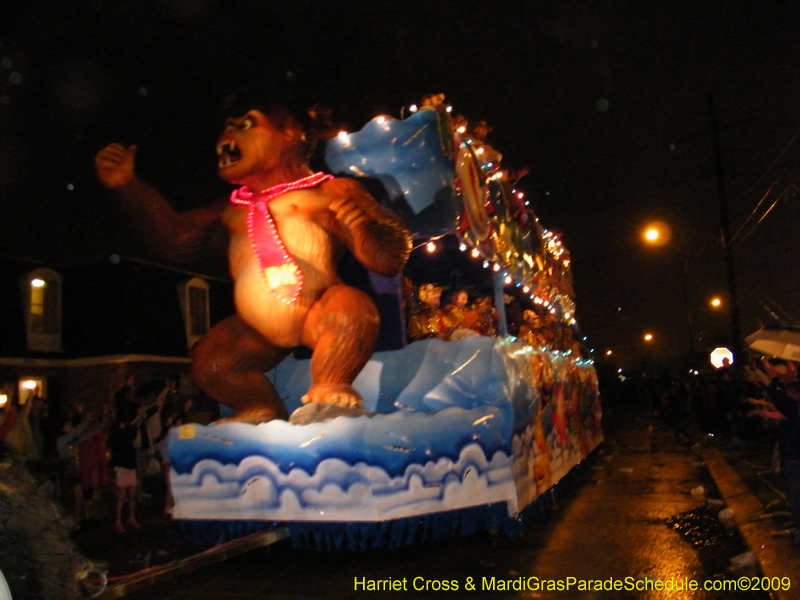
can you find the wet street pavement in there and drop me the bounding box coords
[111,401,796,599]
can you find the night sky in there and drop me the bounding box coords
[2,0,800,367]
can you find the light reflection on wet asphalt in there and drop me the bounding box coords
[126,404,771,599]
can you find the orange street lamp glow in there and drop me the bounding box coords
[644,333,653,342]
[606,350,613,355]
[710,297,722,308]
[642,221,671,246]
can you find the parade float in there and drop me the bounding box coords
[120,96,603,550]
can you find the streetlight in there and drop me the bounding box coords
[642,221,672,246]
[643,333,654,342]
[710,296,722,308]
[641,221,695,355]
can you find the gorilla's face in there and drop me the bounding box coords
[216,110,300,186]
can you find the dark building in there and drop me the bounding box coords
[0,254,234,422]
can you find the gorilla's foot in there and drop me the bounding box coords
[301,383,363,408]
[214,406,286,425]
[289,402,370,425]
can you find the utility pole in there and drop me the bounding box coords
[707,92,743,363]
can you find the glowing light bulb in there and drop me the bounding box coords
[426,241,436,253]
[492,263,500,272]
[337,131,348,139]
[471,248,480,258]
[31,279,45,287]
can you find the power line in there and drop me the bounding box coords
[734,124,800,204]
[727,124,800,247]
[729,182,799,249]
[727,180,777,246]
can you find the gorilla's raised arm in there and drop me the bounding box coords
[95,143,228,262]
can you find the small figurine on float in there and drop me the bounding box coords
[95,93,412,424]
[464,296,499,337]
[466,120,503,166]
[419,93,446,110]
[451,114,469,136]
[407,283,450,341]
[519,309,546,348]
[442,288,480,340]
[539,313,557,349]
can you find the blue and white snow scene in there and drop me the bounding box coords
[168,336,602,525]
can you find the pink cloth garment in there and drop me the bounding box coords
[78,428,111,490]
[230,172,333,303]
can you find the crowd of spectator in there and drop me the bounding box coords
[0,376,197,534]
[604,356,799,548]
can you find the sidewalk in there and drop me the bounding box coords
[701,442,800,600]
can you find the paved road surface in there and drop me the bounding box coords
[122,402,777,599]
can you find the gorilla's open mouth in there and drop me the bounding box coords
[217,139,241,168]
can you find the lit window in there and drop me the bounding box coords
[25,268,63,352]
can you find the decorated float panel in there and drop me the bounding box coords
[170,338,601,530]
[166,97,603,546]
